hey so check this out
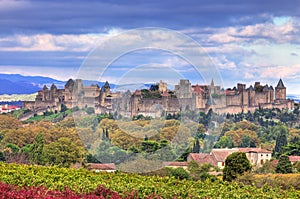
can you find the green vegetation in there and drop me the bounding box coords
[25,109,73,123]
[276,154,293,174]
[1,163,300,198]
[141,89,162,99]
[223,152,252,182]
[2,104,300,197]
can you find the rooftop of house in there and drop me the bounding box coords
[87,163,116,171]
[163,162,189,167]
[288,156,300,162]
[237,148,271,153]
[211,149,239,162]
[190,148,272,165]
[188,153,217,166]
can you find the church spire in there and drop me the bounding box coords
[210,79,214,87]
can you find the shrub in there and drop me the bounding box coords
[168,167,190,180]
[276,154,293,174]
[223,152,252,182]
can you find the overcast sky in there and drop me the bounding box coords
[1,0,300,93]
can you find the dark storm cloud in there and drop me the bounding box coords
[1,0,300,35]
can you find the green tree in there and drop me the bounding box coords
[6,143,20,153]
[29,132,45,165]
[273,125,288,158]
[60,104,68,113]
[168,167,190,180]
[86,107,95,115]
[0,151,5,162]
[240,135,256,147]
[275,154,293,174]
[192,138,200,153]
[43,138,85,167]
[86,153,100,163]
[214,136,233,148]
[141,140,159,153]
[188,161,218,181]
[223,152,252,182]
[95,140,129,164]
[283,140,300,156]
[256,160,276,174]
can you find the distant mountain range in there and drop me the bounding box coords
[287,95,300,103]
[0,74,147,95]
[0,74,64,95]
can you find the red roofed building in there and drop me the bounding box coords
[192,84,204,94]
[0,104,21,114]
[273,156,300,165]
[133,90,141,96]
[187,153,218,167]
[87,163,116,172]
[188,148,272,169]
[288,156,300,163]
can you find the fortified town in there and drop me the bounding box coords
[22,79,294,117]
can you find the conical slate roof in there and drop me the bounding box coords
[263,84,269,92]
[276,79,285,88]
[50,83,57,90]
[247,85,254,91]
[65,79,75,87]
[101,81,110,92]
[206,95,216,106]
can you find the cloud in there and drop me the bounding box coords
[212,55,236,69]
[1,0,300,35]
[259,65,300,79]
[0,0,29,11]
[205,19,299,45]
[0,33,115,52]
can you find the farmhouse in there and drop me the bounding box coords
[188,148,272,169]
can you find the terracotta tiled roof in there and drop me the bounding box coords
[188,153,217,166]
[272,156,300,166]
[87,163,116,170]
[192,85,204,93]
[211,149,238,162]
[163,162,188,167]
[289,156,300,162]
[134,90,141,95]
[271,159,278,165]
[237,148,271,153]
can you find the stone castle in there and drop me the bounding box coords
[22,78,294,117]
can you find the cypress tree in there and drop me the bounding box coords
[273,125,288,158]
[276,154,293,174]
[29,132,45,165]
[192,138,200,153]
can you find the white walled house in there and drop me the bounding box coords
[188,148,272,169]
